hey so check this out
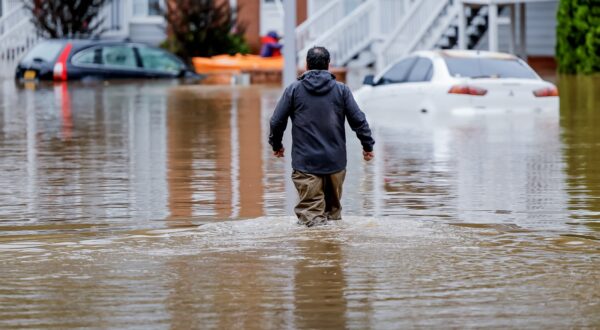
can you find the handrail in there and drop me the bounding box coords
[420,2,461,50]
[377,0,452,72]
[295,0,344,52]
[0,18,40,78]
[298,0,377,67]
[296,0,340,34]
[0,4,28,36]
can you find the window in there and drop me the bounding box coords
[379,57,417,85]
[72,47,102,66]
[406,57,433,82]
[133,0,162,16]
[443,57,537,79]
[102,46,138,69]
[137,46,182,73]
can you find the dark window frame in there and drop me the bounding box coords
[406,57,434,83]
[377,56,418,85]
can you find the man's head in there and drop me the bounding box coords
[306,46,330,71]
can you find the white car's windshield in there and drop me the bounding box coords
[444,57,537,79]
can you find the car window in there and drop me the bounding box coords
[72,47,102,66]
[102,46,138,69]
[406,57,433,82]
[137,46,182,73]
[379,57,417,85]
[22,42,64,63]
[443,57,537,79]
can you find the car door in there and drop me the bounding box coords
[101,45,146,79]
[135,45,185,78]
[366,57,416,114]
[403,57,434,112]
[70,46,106,79]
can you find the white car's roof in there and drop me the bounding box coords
[411,49,519,60]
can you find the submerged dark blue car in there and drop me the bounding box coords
[15,39,200,81]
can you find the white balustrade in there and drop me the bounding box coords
[419,1,461,51]
[297,0,412,67]
[0,5,29,36]
[299,0,377,67]
[296,0,345,52]
[0,17,40,78]
[378,0,455,72]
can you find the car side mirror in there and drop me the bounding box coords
[363,74,375,86]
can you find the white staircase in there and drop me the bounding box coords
[296,0,416,67]
[297,0,502,74]
[377,0,460,72]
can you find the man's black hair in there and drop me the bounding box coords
[306,46,330,70]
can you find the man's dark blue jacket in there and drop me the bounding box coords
[269,70,375,175]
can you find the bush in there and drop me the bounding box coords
[556,0,600,74]
[159,0,250,63]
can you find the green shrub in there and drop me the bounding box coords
[556,0,600,74]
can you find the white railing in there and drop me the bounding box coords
[298,0,411,67]
[0,17,40,78]
[296,0,345,52]
[299,0,377,67]
[378,0,415,36]
[418,1,461,51]
[377,0,454,72]
[0,4,29,36]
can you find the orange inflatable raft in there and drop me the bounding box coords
[192,54,283,73]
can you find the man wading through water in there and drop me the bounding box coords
[269,46,375,227]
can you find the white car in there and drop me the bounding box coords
[354,50,559,118]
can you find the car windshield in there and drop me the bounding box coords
[443,57,538,79]
[22,42,64,63]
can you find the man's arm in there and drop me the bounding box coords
[269,85,294,156]
[343,86,375,159]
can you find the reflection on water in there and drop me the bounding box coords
[560,75,600,232]
[0,78,599,328]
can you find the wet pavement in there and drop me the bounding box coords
[0,77,599,328]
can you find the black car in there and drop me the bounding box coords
[15,39,200,81]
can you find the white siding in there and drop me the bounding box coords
[129,22,166,46]
[476,1,558,56]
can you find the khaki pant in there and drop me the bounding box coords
[292,169,346,226]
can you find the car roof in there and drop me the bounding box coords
[413,49,519,60]
[40,38,153,49]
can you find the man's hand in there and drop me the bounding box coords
[363,150,374,161]
[274,147,285,158]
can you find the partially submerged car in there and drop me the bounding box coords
[355,50,558,116]
[15,39,201,81]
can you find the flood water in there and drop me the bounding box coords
[0,76,599,328]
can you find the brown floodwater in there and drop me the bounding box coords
[0,76,599,329]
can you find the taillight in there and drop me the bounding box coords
[448,85,488,96]
[53,43,73,81]
[533,86,559,97]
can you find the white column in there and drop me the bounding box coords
[458,1,467,50]
[519,2,527,60]
[230,91,240,219]
[509,4,516,54]
[488,4,498,52]
[283,0,297,87]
